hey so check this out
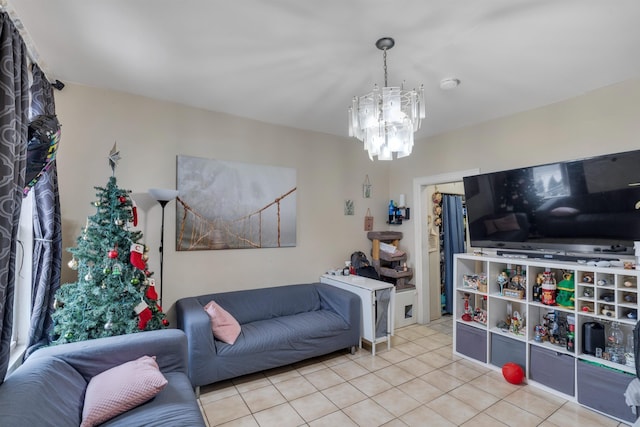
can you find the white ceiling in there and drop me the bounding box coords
[8,0,640,140]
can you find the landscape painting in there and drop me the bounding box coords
[176,155,297,250]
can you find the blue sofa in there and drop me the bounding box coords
[176,283,361,390]
[0,329,205,427]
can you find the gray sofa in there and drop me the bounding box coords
[176,283,361,389]
[0,329,205,427]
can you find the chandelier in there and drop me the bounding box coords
[348,37,425,161]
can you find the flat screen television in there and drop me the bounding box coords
[463,149,640,257]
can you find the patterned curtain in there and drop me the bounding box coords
[0,12,30,382]
[25,63,60,356]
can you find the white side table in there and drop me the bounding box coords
[320,274,395,355]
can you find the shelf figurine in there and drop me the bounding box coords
[461,293,473,321]
[541,271,557,306]
[556,271,575,308]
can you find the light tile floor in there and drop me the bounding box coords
[198,316,632,427]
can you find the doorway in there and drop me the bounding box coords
[412,169,479,324]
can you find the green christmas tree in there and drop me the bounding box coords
[52,149,167,344]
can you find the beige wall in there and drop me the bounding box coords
[56,78,640,324]
[389,77,640,322]
[55,84,390,321]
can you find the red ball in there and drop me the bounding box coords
[119,196,127,204]
[162,319,169,326]
[502,362,524,385]
[107,249,118,259]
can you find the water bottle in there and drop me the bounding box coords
[388,200,395,223]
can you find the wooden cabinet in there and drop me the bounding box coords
[453,253,638,423]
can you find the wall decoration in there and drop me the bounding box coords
[176,155,297,250]
[363,175,372,198]
[344,199,354,216]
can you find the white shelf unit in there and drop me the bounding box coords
[320,274,395,355]
[453,253,639,424]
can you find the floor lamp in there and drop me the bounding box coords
[148,188,179,305]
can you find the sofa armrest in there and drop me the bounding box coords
[315,282,361,332]
[176,296,217,386]
[27,329,188,382]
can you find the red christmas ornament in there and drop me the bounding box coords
[108,249,118,259]
[162,319,169,326]
[119,195,127,204]
[502,362,524,385]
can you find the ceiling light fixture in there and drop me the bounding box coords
[348,37,425,161]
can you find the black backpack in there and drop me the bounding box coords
[350,251,380,280]
[350,251,370,269]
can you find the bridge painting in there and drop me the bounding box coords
[176,155,297,250]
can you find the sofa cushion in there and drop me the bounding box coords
[216,310,349,356]
[81,356,168,427]
[204,300,241,344]
[0,357,86,426]
[201,284,322,325]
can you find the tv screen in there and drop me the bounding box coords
[463,149,640,256]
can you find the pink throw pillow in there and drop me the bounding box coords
[81,355,168,427]
[204,300,241,344]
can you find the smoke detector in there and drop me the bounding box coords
[440,78,460,90]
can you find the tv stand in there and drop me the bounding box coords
[453,253,639,423]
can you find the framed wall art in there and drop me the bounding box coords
[176,155,297,250]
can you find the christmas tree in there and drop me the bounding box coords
[52,146,167,344]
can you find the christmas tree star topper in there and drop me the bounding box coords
[109,142,121,174]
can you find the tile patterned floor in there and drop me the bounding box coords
[198,316,632,427]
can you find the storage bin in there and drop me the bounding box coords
[490,333,526,372]
[456,322,487,363]
[577,360,636,423]
[530,345,574,396]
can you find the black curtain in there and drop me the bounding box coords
[25,63,60,356]
[0,12,30,382]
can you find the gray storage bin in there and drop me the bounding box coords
[456,322,487,362]
[577,360,636,423]
[490,333,526,372]
[530,345,574,396]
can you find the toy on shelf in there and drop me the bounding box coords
[461,293,473,321]
[540,271,557,306]
[556,271,575,308]
[498,266,526,299]
[509,310,525,335]
[534,324,548,342]
[463,273,487,292]
[532,273,544,302]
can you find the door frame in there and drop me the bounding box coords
[413,169,479,324]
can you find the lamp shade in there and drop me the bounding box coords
[148,188,179,202]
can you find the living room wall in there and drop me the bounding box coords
[388,77,640,322]
[54,83,390,319]
[55,78,640,324]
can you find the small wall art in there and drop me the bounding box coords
[363,175,372,198]
[344,199,355,216]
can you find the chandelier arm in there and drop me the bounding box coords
[383,48,388,87]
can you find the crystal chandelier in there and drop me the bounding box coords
[348,37,425,161]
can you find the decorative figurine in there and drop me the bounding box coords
[541,271,557,306]
[461,293,473,321]
[556,271,575,308]
[497,271,509,295]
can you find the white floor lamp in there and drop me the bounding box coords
[148,188,179,305]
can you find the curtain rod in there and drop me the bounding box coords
[0,0,55,84]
